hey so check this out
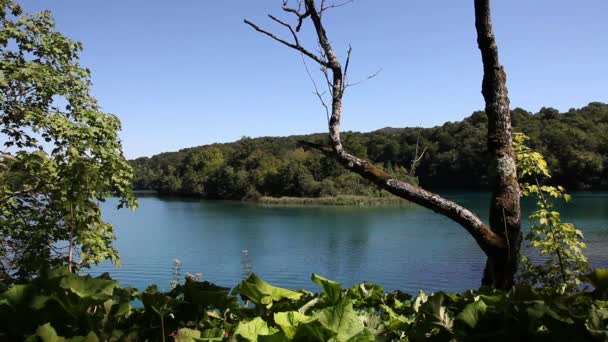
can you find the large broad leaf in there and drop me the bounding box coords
[175,328,202,342]
[232,274,302,308]
[311,274,342,304]
[26,323,99,342]
[200,328,226,341]
[316,299,365,342]
[0,284,34,307]
[526,300,574,324]
[456,299,488,329]
[380,304,413,332]
[346,328,376,342]
[420,293,454,332]
[413,290,428,313]
[44,268,72,280]
[257,331,289,342]
[233,317,279,341]
[29,323,61,342]
[175,328,224,342]
[274,311,315,339]
[348,282,384,306]
[358,311,386,336]
[59,274,118,301]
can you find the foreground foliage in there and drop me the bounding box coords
[2,269,608,341]
[515,133,590,291]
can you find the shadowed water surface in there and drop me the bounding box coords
[95,192,608,293]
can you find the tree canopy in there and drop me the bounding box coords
[0,0,136,283]
[131,102,608,200]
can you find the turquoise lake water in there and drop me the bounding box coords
[96,192,608,293]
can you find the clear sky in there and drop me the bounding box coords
[19,1,608,159]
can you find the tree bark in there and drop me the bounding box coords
[474,0,522,289]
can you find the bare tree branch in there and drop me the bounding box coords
[298,140,506,256]
[342,45,352,91]
[243,19,328,67]
[409,128,427,177]
[346,68,382,88]
[281,0,310,32]
[300,53,330,122]
[318,0,354,20]
[267,15,299,45]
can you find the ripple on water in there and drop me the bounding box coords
[94,193,608,293]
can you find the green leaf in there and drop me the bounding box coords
[175,328,202,342]
[316,299,365,342]
[311,273,342,304]
[33,323,62,342]
[274,311,315,339]
[232,273,302,308]
[27,323,99,342]
[234,317,278,341]
[67,332,99,342]
[421,293,453,331]
[347,328,376,342]
[381,304,413,331]
[0,284,33,307]
[200,328,225,341]
[413,290,428,313]
[258,331,289,342]
[59,274,118,301]
[456,299,488,328]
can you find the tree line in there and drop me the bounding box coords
[131,102,608,199]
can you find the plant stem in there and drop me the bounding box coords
[68,203,74,273]
[160,314,165,342]
[535,178,568,284]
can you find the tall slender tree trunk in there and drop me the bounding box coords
[474,0,522,289]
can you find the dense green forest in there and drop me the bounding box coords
[132,102,608,199]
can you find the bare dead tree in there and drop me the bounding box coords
[474,0,521,288]
[409,128,427,177]
[245,0,520,289]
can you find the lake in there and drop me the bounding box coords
[95,192,608,294]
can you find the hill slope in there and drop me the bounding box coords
[131,102,608,199]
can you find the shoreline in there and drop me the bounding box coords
[132,191,411,206]
[131,190,608,207]
[256,195,411,207]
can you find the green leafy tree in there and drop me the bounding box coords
[129,103,608,202]
[0,0,136,283]
[514,133,590,291]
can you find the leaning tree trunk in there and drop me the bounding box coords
[474,0,522,289]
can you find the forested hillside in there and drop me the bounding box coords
[131,102,608,199]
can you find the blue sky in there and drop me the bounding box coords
[20,1,608,158]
